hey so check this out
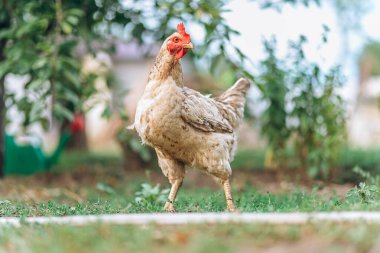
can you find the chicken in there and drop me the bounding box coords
[132,23,250,212]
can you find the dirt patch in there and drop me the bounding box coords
[0,164,353,202]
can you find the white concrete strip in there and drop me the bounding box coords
[1,212,380,227]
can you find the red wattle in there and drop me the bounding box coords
[175,48,189,59]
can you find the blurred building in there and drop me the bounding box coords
[348,42,380,148]
[349,77,380,147]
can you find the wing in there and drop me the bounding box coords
[181,88,233,133]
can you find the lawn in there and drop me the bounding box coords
[0,150,379,217]
[0,181,379,216]
[1,151,380,252]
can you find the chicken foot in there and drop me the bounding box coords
[164,178,183,212]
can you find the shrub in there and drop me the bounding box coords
[258,36,346,179]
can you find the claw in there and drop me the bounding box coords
[227,201,238,212]
[164,202,176,212]
[227,206,240,213]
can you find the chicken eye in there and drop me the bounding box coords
[173,37,179,43]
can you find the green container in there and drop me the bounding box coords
[4,132,71,175]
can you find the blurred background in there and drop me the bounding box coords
[1,0,380,183]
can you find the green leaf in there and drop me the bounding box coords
[58,88,80,105]
[15,23,32,38]
[39,117,49,130]
[33,58,48,70]
[101,105,113,119]
[0,62,10,78]
[53,103,74,121]
[62,69,80,88]
[0,28,13,39]
[29,100,45,123]
[26,79,44,90]
[66,16,79,26]
[61,22,73,34]
[66,8,84,17]
[59,55,80,69]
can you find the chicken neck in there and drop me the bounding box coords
[148,45,183,85]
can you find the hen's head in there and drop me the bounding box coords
[166,23,193,60]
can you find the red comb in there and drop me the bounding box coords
[177,22,190,40]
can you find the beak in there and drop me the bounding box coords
[183,42,193,49]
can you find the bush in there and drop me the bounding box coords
[258,36,346,179]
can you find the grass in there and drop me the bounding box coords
[1,187,380,217]
[1,150,380,252]
[0,171,380,217]
[1,222,380,252]
[1,150,380,217]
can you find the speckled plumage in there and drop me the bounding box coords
[132,30,250,212]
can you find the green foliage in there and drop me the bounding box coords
[258,37,346,178]
[0,0,113,128]
[134,183,170,208]
[353,166,380,186]
[347,182,379,205]
[0,0,259,130]
[288,38,346,178]
[258,39,289,168]
[346,167,380,205]
[0,0,353,177]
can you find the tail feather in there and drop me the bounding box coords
[214,78,250,128]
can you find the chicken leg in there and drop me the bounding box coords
[156,149,185,212]
[164,178,183,212]
[223,179,237,212]
[209,163,237,212]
